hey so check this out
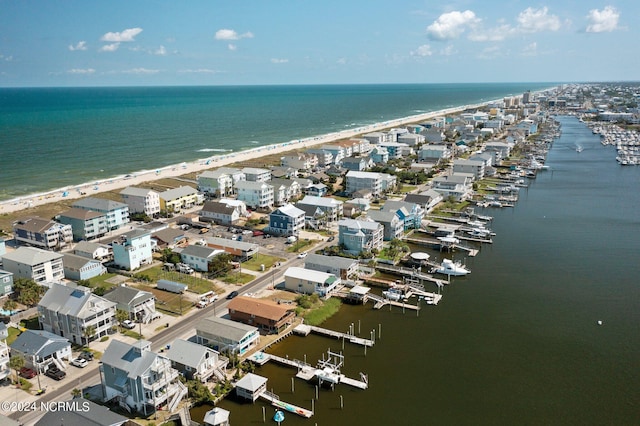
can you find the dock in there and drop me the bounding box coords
[259,391,314,418]
[293,324,375,347]
[374,263,450,286]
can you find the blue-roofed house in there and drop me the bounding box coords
[10,329,72,372]
[100,339,186,415]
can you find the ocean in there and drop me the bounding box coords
[191,116,640,425]
[0,83,551,202]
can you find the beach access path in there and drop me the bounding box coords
[0,102,489,216]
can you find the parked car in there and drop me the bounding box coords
[45,366,66,381]
[19,367,37,379]
[70,358,88,368]
[78,350,94,361]
[297,251,307,259]
[327,236,335,242]
[226,291,239,300]
[121,319,136,329]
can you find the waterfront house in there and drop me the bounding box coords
[378,142,413,160]
[235,373,268,402]
[227,296,296,335]
[296,195,343,222]
[235,181,274,210]
[270,178,302,205]
[241,167,271,182]
[362,131,390,144]
[200,201,241,226]
[159,186,203,213]
[270,166,298,179]
[338,218,384,255]
[346,170,398,197]
[319,145,345,164]
[366,209,404,241]
[216,167,246,185]
[0,270,14,297]
[404,190,444,213]
[12,217,73,251]
[61,253,106,280]
[120,187,161,218]
[195,315,260,355]
[203,407,231,426]
[57,208,109,241]
[10,329,72,373]
[269,204,305,237]
[73,240,113,262]
[204,237,259,261]
[284,266,341,298]
[73,197,130,231]
[381,200,425,230]
[0,323,11,381]
[281,153,318,172]
[100,339,186,415]
[305,183,328,197]
[38,283,116,346]
[452,159,485,180]
[1,247,64,284]
[165,339,228,383]
[432,174,474,201]
[111,229,153,271]
[104,285,157,323]
[304,253,359,280]
[306,149,334,167]
[180,245,226,272]
[197,170,234,198]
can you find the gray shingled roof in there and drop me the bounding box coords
[103,285,154,307]
[165,338,211,369]
[196,315,257,342]
[38,283,115,318]
[10,329,70,358]
[34,399,128,426]
[1,246,62,265]
[73,197,128,211]
[101,339,159,379]
[305,253,357,269]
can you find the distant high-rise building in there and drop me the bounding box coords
[523,90,531,104]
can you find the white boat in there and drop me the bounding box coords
[433,259,470,276]
[382,287,404,301]
[467,228,491,238]
[576,145,583,153]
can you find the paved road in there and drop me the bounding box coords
[10,242,326,425]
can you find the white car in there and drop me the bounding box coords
[70,358,88,368]
[122,320,136,329]
[297,252,307,259]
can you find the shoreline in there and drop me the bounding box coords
[0,101,492,215]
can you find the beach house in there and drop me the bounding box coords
[418,144,452,162]
[269,178,302,205]
[227,296,296,335]
[199,201,241,226]
[284,266,341,298]
[0,324,11,382]
[366,209,404,240]
[345,171,387,197]
[179,245,226,272]
[103,285,158,324]
[120,187,161,218]
[235,181,274,210]
[280,153,318,172]
[241,167,271,182]
[369,146,389,164]
[1,247,64,284]
[159,186,203,213]
[100,339,187,415]
[197,170,234,198]
[165,339,228,383]
[195,315,260,355]
[381,200,425,230]
[61,253,106,280]
[12,217,73,251]
[304,253,359,280]
[338,218,384,255]
[268,204,305,236]
[10,329,72,373]
[0,270,14,297]
[57,208,109,241]
[452,159,486,180]
[432,174,474,201]
[111,229,153,271]
[38,283,116,346]
[204,237,259,261]
[296,195,343,222]
[73,240,113,262]
[306,149,334,167]
[72,197,130,231]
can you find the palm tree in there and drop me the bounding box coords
[82,325,96,348]
[71,388,82,398]
[115,309,129,333]
[9,354,25,385]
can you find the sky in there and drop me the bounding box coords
[1,0,638,87]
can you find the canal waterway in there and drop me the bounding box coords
[193,116,640,425]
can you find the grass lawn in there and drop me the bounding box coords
[85,273,126,293]
[142,266,221,295]
[398,185,417,194]
[300,298,342,326]
[286,239,315,253]
[242,254,284,271]
[135,285,195,316]
[217,271,255,285]
[6,327,21,345]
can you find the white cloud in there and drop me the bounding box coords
[440,45,457,56]
[517,7,561,33]
[586,6,620,33]
[215,29,254,40]
[68,68,95,74]
[427,10,480,40]
[154,45,167,56]
[271,58,289,64]
[469,24,513,42]
[179,69,218,74]
[100,43,120,52]
[101,28,143,42]
[122,68,159,74]
[521,42,538,56]
[0,54,13,61]
[227,44,237,51]
[410,44,433,57]
[68,41,87,51]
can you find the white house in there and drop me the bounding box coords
[1,247,64,284]
[197,170,234,198]
[180,245,226,272]
[284,267,341,298]
[235,181,274,210]
[241,167,271,182]
[120,187,161,218]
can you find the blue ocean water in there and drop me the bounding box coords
[0,83,553,201]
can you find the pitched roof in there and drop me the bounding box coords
[38,283,115,318]
[1,246,62,265]
[202,201,236,215]
[284,266,339,283]
[62,252,102,270]
[59,207,105,220]
[228,296,294,321]
[165,338,214,369]
[103,285,154,307]
[305,254,357,269]
[13,216,56,233]
[160,185,198,200]
[196,315,258,341]
[272,204,305,218]
[73,197,128,211]
[101,339,160,379]
[10,329,70,358]
[35,399,128,426]
[120,186,158,197]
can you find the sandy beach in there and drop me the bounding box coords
[0,102,487,216]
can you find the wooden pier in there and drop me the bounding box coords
[293,324,374,347]
[260,390,314,418]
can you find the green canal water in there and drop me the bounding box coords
[192,116,640,425]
